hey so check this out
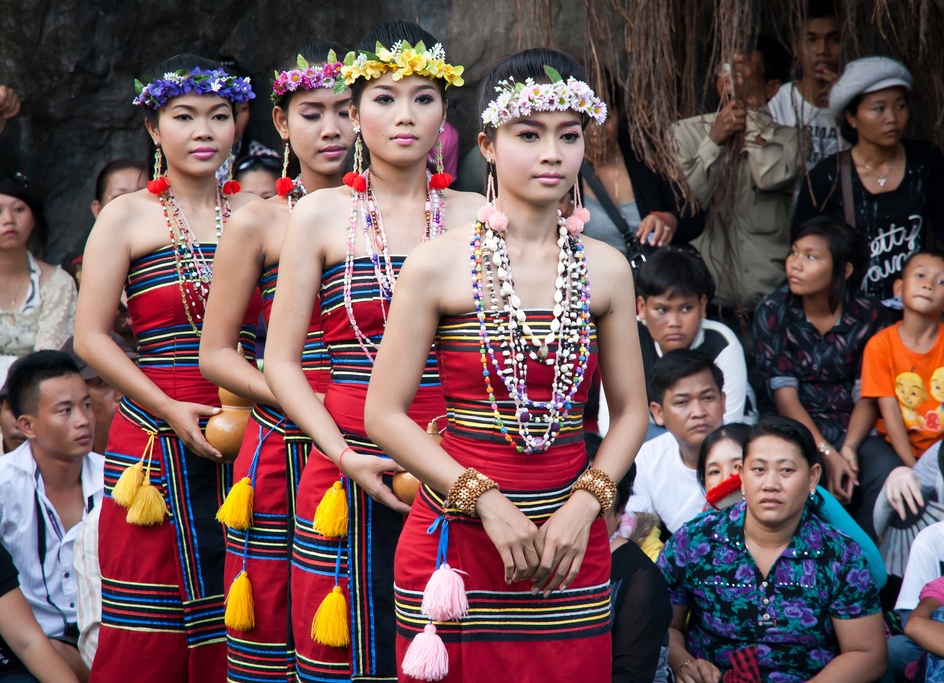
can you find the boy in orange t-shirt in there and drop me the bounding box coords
[862,252,944,465]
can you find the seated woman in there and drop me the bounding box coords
[792,57,944,306]
[0,175,77,384]
[660,416,887,683]
[754,216,889,511]
[606,466,673,683]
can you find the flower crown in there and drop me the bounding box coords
[481,66,607,128]
[133,67,255,109]
[334,40,464,93]
[271,52,344,104]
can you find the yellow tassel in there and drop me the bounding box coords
[313,481,348,538]
[225,570,255,631]
[216,477,254,530]
[126,480,167,526]
[112,461,144,509]
[311,585,349,647]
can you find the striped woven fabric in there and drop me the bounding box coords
[101,577,185,633]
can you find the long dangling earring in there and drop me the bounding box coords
[276,139,294,197]
[222,152,241,196]
[343,126,367,192]
[485,158,496,205]
[563,180,590,235]
[147,144,170,195]
[429,122,452,191]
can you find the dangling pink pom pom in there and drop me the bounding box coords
[477,204,496,223]
[421,563,468,622]
[564,215,585,234]
[572,207,590,224]
[487,211,508,234]
[401,623,449,681]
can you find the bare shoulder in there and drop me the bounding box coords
[291,185,349,222]
[443,188,484,226]
[86,189,156,253]
[226,197,287,240]
[411,221,475,266]
[230,190,264,211]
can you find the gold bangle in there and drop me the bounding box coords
[571,467,617,515]
[444,468,499,517]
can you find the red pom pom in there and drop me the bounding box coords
[351,175,367,193]
[222,180,241,196]
[342,172,358,188]
[429,173,453,191]
[147,176,170,195]
[275,177,295,197]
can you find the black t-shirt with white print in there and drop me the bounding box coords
[792,139,944,302]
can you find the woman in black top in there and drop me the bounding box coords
[0,543,78,682]
[605,466,673,683]
[792,57,944,304]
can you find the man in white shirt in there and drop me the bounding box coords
[767,0,846,168]
[626,349,727,533]
[0,350,103,681]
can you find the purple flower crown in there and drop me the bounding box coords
[271,52,343,104]
[133,67,255,109]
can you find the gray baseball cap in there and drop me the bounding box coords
[829,56,913,118]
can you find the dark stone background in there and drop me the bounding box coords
[0,0,585,263]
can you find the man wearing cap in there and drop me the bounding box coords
[792,55,944,305]
[0,350,103,681]
[768,0,847,169]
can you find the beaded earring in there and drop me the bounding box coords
[147,144,170,195]
[275,139,294,197]
[342,126,367,192]
[563,181,590,235]
[429,123,452,191]
[476,159,508,233]
[221,153,241,196]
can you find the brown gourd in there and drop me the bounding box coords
[205,387,253,460]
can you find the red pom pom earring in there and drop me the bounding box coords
[147,145,170,195]
[276,139,295,197]
[429,123,452,191]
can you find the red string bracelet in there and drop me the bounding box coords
[650,210,673,226]
[338,446,355,472]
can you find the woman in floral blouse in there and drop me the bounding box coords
[659,417,887,683]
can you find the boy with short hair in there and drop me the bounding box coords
[635,247,754,424]
[626,349,727,533]
[853,251,944,537]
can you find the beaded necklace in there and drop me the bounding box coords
[160,186,230,335]
[470,211,591,454]
[343,168,446,360]
[287,174,307,213]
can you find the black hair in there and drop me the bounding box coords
[901,249,944,279]
[635,246,714,301]
[6,350,80,418]
[613,462,637,514]
[792,215,868,311]
[744,416,818,469]
[274,40,349,109]
[696,423,751,490]
[94,158,146,203]
[649,349,724,406]
[137,54,228,123]
[755,35,792,85]
[478,48,589,137]
[0,173,47,255]
[807,0,839,19]
[233,153,281,183]
[344,21,444,174]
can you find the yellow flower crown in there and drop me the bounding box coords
[334,40,464,92]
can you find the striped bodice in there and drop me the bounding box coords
[436,312,597,447]
[320,256,439,386]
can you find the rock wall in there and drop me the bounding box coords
[0,0,586,262]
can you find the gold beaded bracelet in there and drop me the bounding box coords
[570,467,617,516]
[444,468,499,517]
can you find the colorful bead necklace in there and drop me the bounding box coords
[470,209,591,454]
[160,186,230,335]
[343,168,446,360]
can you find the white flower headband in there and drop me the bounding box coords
[481,66,607,129]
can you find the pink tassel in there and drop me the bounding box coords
[486,211,508,234]
[421,563,468,622]
[402,623,449,681]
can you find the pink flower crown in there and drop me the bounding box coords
[271,52,344,104]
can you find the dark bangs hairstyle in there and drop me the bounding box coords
[696,422,751,491]
[744,416,818,470]
[635,246,715,302]
[0,174,47,255]
[273,40,349,110]
[6,350,80,418]
[792,215,868,311]
[478,47,589,140]
[344,21,444,174]
[137,54,229,123]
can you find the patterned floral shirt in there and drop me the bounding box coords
[753,286,889,445]
[657,502,880,683]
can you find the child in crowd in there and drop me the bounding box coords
[904,572,944,680]
[854,251,944,538]
[636,247,753,425]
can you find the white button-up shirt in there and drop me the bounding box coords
[0,440,104,638]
